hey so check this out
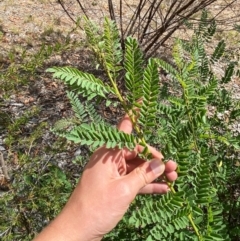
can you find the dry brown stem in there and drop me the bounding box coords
[0,151,10,181]
[58,0,220,56]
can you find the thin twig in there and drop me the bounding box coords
[119,0,124,50]
[211,0,238,21]
[0,152,10,181]
[76,0,89,19]
[163,0,180,23]
[125,0,147,37]
[140,0,159,43]
[144,0,217,54]
[108,0,116,22]
[57,0,76,24]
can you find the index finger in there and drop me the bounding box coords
[117,114,133,134]
[137,145,164,160]
[117,98,143,134]
[118,113,164,160]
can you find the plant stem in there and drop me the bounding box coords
[188,213,202,240]
[166,181,201,239]
[180,78,200,153]
[105,66,145,142]
[106,59,202,241]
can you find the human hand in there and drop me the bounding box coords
[33,114,177,241]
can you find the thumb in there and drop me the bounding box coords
[124,159,165,194]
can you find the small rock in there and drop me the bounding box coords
[74,148,81,156]
[57,160,67,169]
[0,146,5,151]
[10,103,24,107]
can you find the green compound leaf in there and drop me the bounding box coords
[83,16,102,47]
[53,118,75,132]
[197,9,209,36]
[66,91,88,122]
[155,58,178,79]
[138,58,159,134]
[47,67,113,98]
[124,37,144,105]
[193,161,214,205]
[202,20,216,42]
[65,123,136,150]
[210,40,226,64]
[198,77,217,97]
[103,17,123,78]
[66,91,103,123]
[221,61,237,84]
[131,192,189,240]
[173,39,185,70]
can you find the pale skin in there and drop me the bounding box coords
[33,114,178,241]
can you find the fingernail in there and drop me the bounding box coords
[150,159,165,175]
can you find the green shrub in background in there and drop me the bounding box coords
[48,12,240,241]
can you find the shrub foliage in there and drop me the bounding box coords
[48,12,240,241]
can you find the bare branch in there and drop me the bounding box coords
[57,0,238,56]
[57,0,77,24]
[108,0,116,22]
[125,0,147,37]
[211,0,238,21]
[76,0,89,19]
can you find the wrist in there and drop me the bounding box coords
[33,199,103,241]
[51,202,103,241]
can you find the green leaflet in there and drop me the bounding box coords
[66,91,103,123]
[46,66,113,98]
[138,59,159,134]
[65,123,136,150]
[124,37,144,105]
[66,91,88,122]
[221,61,237,84]
[83,16,102,48]
[155,58,178,79]
[210,40,226,64]
[103,17,123,79]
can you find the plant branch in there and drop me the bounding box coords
[57,0,77,25]
[108,0,116,22]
